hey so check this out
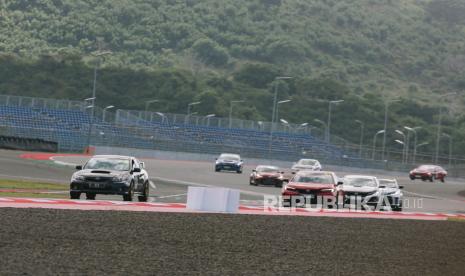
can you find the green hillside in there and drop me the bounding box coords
[0,0,464,155]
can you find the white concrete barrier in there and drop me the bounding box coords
[186,187,240,213]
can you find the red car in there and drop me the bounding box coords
[281,171,341,207]
[409,165,447,182]
[250,165,285,187]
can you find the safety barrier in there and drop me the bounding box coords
[0,135,58,152]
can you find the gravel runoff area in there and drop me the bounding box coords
[0,208,464,275]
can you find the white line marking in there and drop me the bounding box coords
[404,190,465,204]
[152,176,273,198]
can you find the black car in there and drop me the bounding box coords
[70,155,150,201]
[215,153,243,173]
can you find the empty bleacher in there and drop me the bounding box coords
[0,95,352,160]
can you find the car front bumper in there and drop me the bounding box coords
[70,181,131,195]
[255,177,283,186]
[216,164,241,171]
[342,194,380,206]
[410,173,432,179]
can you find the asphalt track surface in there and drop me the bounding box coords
[51,153,465,214]
[1,149,465,213]
[1,149,465,275]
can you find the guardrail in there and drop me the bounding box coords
[0,135,58,152]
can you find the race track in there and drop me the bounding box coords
[3,149,465,214]
[2,149,465,275]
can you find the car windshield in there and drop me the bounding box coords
[344,177,377,187]
[379,180,398,188]
[418,165,440,171]
[219,154,240,161]
[257,166,279,173]
[293,173,333,184]
[84,158,130,171]
[298,160,317,166]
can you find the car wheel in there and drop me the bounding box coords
[409,175,415,180]
[86,193,96,200]
[215,168,220,172]
[138,182,149,202]
[70,192,81,199]
[237,169,242,174]
[275,181,283,188]
[249,178,255,185]
[123,183,134,201]
[440,178,445,183]
[429,177,434,182]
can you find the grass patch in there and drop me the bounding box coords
[447,217,465,223]
[0,193,67,199]
[0,179,67,190]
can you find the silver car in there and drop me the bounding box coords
[379,179,404,211]
[340,175,381,210]
[291,159,322,173]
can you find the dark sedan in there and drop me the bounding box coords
[249,165,285,187]
[70,155,150,201]
[215,153,243,173]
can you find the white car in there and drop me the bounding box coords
[378,179,404,211]
[291,159,322,173]
[340,175,381,210]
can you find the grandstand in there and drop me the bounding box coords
[0,94,352,162]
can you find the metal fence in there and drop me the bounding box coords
[1,94,464,176]
[0,94,86,111]
[115,109,328,140]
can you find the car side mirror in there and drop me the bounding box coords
[292,171,296,174]
[252,169,256,172]
[75,165,82,170]
[281,171,285,174]
[132,168,141,173]
[399,185,404,189]
[379,185,386,188]
[337,181,343,185]
[140,162,145,169]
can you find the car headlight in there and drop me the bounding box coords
[71,175,85,181]
[387,191,402,196]
[112,175,130,182]
[320,188,335,193]
[286,186,296,191]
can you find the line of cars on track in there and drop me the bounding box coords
[214,154,404,211]
[281,170,404,211]
[68,152,447,208]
